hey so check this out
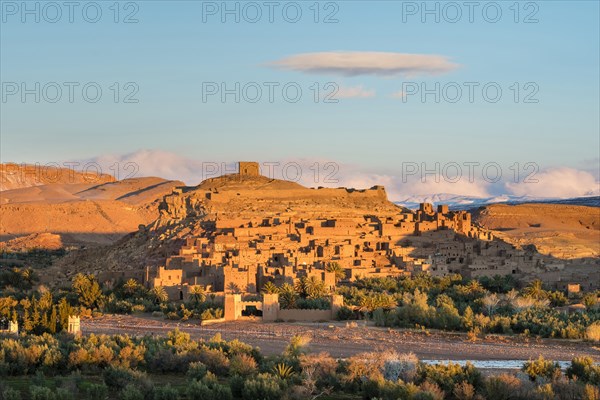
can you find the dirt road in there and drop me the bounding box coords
[82,314,599,362]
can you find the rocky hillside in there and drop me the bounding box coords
[0,163,114,191]
[474,203,600,258]
[0,177,184,248]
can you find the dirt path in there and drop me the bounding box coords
[82,314,599,362]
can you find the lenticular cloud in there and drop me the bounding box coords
[268,51,459,77]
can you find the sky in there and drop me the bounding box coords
[1,0,599,200]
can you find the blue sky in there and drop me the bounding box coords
[1,1,599,199]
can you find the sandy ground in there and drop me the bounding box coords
[82,314,599,362]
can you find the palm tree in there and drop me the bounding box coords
[261,281,280,294]
[296,276,328,299]
[326,262,345,283]
[505,289,519,304]
[226,283,241,294]
[357,296,374,318]
[356,293,396,315]
[489,275,505,292]
[149,286,168,304]
[123,279,139,296]
[279,283,298,309]
[523,280,546,300]
[512,296,536,311]
[375,293,397,310]
[188,285,206,306]
[466,280,485,295]
[21,268,36,285]
[482,293,500,316]
[307,276,328,299]
[294,277,308,297]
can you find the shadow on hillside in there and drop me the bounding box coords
[402,229,600,291]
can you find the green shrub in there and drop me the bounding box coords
[522,356,561,381]
[186,376,232,400]
[415,362,482,393]
[197,308,224,320]
[362,379,409,400]
[120,385,143,400]
[229,354,257,377]
[78,382,108,400]
[534,383,555,399]
[383,353,418,382]
[186,362,208,381]
[186,381,212,400]
[152,385,179,400]
[453,381,475,400]
[242,373,284,400]
[2,387,22,400]
[197,348,229,376]
[146,349,189,373]
[103,366,147,390]
[29,386,55,400]
[586,322,600,342]
[373,308,386,326]
[416,381,445,400]
[412,392,436,400]
[336,306,354,320]
[166,312,179,320]
[484,374,524,400]
[31,371,47,387]
[567,357,600,384]
[54,388,74,400]
[584,384,600,400]
[295,297,331,310]
[228,375,246,398]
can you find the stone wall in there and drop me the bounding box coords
[224,293,343,322]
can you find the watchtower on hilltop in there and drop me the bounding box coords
[238,162,260,176]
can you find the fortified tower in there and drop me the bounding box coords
[68,316,81,335]
[238,162,260,176]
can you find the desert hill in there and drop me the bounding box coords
[177,174,400,220]
[0,177,184,248]
[197,173,306,191]
[474,203,600,258]
[0,232,64,252]
[0,163,114,191]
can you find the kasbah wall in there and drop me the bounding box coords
[224,293,344,322]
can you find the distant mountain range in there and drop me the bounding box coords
[395,194,600,210]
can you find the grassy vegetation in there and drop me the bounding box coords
[0,249,66,270]
[0,331,598,400]
[334,275,600,340]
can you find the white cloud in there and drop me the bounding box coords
[398,177,492,199]
[506,167,600,198]
[85,150,206,185]
[336,85,375,99]
[268,51,459,77]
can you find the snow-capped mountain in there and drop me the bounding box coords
[395,194,600,210]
